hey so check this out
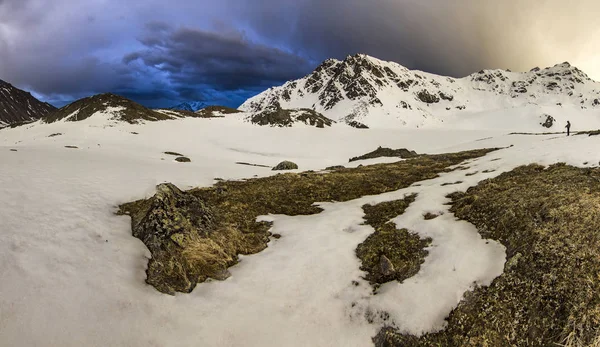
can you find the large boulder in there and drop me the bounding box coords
[272,161,299,171]
[119,184,226,294]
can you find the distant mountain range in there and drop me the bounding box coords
[3,54,600,130]
[0,80,56,127]
[169,101,207,112]
[240,54,600,128]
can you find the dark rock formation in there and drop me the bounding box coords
[379,255,396,277]
[417,90,440,104]
[541,115,556,128]
[250,107,332,128]
[348,120,369,129]
[272,161,299,171]
[196,106,241,118]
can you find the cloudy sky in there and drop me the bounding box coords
[1,0,599,108]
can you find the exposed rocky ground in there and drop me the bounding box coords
[0,79,56,126]
[118,148,495,295]
[248,104,333,128]
[195,105,242,118]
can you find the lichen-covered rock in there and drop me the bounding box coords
[379,255,395,277]
[120,183,216,294]
[272,161,299,171]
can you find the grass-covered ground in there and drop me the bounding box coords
[357,194,432,289]
[376,163,600,347]
[119,148,497,295]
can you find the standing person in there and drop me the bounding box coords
[566,121,571,136]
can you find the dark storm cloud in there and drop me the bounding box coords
[125,25,314,92]
[226,0,600,77]
[1,0,599,109]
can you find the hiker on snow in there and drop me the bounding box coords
[566,121,571,136]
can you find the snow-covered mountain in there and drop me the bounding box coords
[0,79,56,127]
[170,101,207,112]
[240,54,600,128]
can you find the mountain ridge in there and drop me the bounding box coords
[43,93,173,124]
[240,54,600,128]
[0,79,56,127]
[169,101,207,112]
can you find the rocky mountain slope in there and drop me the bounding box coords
[0,79,56,127]
[240,54,600,128]
[195,105,242,118]
[249,104,333,128]
[44,93,180,124]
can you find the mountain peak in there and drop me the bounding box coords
[0,79,56,126]
[169,101,207,112]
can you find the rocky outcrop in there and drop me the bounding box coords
[196,105,242,118]
[417,90,440,104]
[119,184,218,294]
[272,161,299,171]
[249,107,333,128]
[541,114,556,128]
[348,121,369,129]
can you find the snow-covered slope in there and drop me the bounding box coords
[0,79,56,126]
[240,54,600,129]
[2,114,600,346]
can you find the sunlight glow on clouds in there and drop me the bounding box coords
[0,0,599,108]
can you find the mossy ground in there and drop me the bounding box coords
[376,163,600,347]
[349,147,418,162]
[119,148,497,294]
[357,194,432,287]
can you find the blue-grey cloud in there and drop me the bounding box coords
[0,0,599,109]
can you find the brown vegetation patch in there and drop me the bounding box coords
[349,146,418,162]
[357,194,431,288]
[375,163,600,347]
[118,148,498,295]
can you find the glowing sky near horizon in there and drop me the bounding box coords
[0,0,598,108]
